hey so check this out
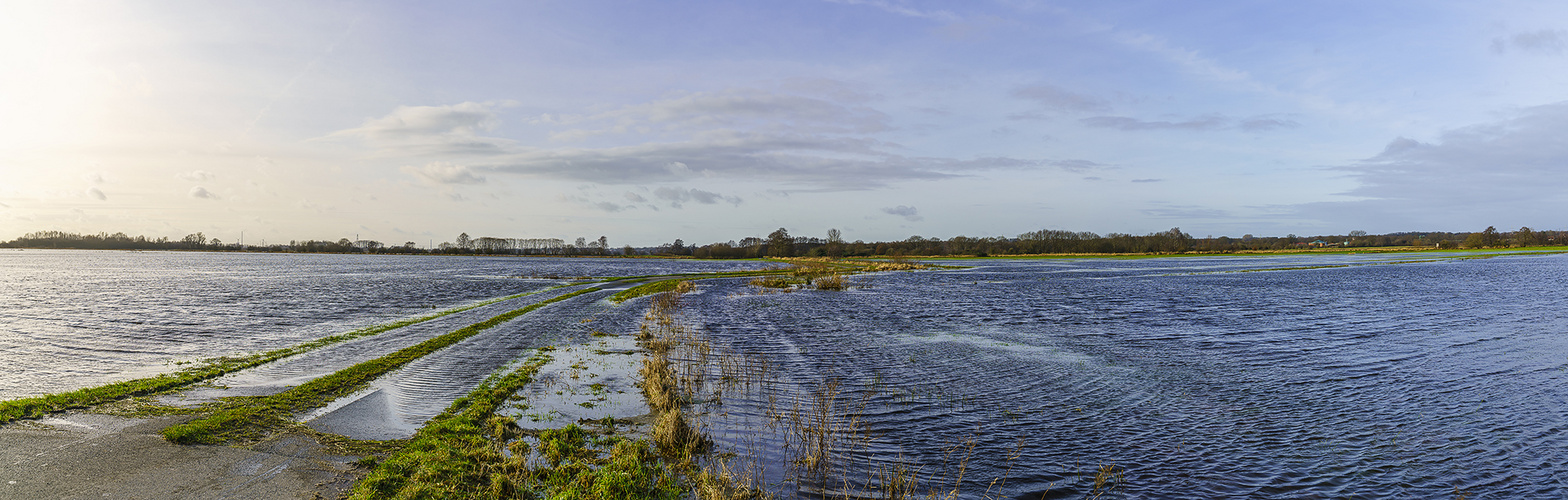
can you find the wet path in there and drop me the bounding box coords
[301,286,629,439]
[160,284,589,407]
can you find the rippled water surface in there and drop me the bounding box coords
[0,249,759,400]
[4,249,1566,498]
[685,252,1568,499]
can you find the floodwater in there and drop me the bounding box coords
[0,250,758,401]
[685,252,1568,499]
[4,249,1566,498]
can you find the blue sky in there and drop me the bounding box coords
[3,1,1567,246]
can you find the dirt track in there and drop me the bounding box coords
[0,413,358,500]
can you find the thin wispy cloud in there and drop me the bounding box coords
[1082,114,1298,132]
[1491,29,1566,54]
[325,101,517,156]
[1010,84,1111,116]
[404,162,486,185]
[824,0,960,22]
[178,170,215,182]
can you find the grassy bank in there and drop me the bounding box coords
[162,285,605,444]
[0,287,556,425]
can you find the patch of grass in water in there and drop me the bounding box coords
[609,278,699,303]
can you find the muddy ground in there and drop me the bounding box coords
[0,413,360,500]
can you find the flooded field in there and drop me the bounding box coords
[3,249,1566,498]
[0,250,758,401]
[682,252,1568,499]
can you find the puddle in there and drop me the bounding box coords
[499,333,650,434]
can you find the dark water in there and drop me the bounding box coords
[0,250,759,401]
[686,253,1568,499]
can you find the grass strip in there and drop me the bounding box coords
[348,351,554,499]
[0,288,552,425]
[609,278,696,303]
[349,351,685,500]
[161,286,606,444]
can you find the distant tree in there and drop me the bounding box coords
[825,228,844,257]
[767,228,794,257]
[597,236,609,255]
[182,232,206,248]
[456,233,472,249]
[1481,226,1502,247]
[1514,226,1538,247]
[622,244,637,256]
[404,241,417,250]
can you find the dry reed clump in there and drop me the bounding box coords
[859,260,925,272]
[696,458,773,500]
[652,407,706,458]
[748,275,797,289]
[640,354,680,412]
[812,274,849,290]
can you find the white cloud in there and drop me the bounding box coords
[403,162,486,185]
[178,170,215,182]
[882,205,923,221]
[1301,101,1568,229]
[86,187,106,200]
[189,186,219,199]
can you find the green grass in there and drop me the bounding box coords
[349,352,553,499]
[161,285,606,444]
[348,357,684,500]
[0,288,552,425]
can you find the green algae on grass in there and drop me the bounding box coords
[162,285,606,445]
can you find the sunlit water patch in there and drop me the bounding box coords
[0,250,761,400]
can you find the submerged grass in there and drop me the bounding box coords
[348,351,558,499]
[0,288,553,425]
[347,283,712,499]
[162,285,605,445]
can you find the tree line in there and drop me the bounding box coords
[3,226,1563,257]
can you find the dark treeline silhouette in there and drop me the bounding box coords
[4,226,1564,257]
[658,226,1568,258]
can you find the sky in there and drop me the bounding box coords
[3,0,1568,247]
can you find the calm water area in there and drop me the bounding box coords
[3,249,1566,498]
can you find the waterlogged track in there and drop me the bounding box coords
[301,285,632,439]
[165,285,582,405]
